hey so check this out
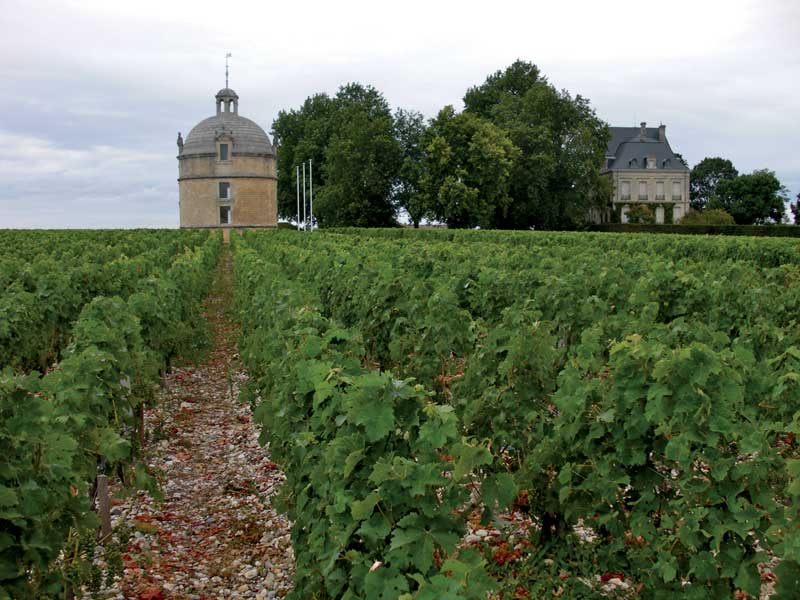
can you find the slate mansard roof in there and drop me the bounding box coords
[182,89,274,157]
[605,124,688,172]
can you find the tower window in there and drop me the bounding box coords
[219,144,229,161]
[219,182,230,199]
[220,206,231,225]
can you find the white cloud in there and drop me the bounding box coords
[0,0,797,227]
[0,132,177,228]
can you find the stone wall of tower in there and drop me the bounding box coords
[178,153,277,228]
[178,154,275,179]
[179,177,277,227]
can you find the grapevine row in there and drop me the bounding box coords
[0,229,211,372]
[237,230,799,598]
[0,231,222,599]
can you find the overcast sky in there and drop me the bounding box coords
[1,0,797,228]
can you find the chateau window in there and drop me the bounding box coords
[638,181,648,201]
[656,181,665,201]
[220,206,231,225]
[219,143,229,161]
[620,181,630,200]
[219,182,231,200]
[672,181,682,200]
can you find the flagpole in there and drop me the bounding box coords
[296,165,300,231]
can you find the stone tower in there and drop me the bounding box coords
[177,88,277,229]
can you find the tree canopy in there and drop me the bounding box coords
[690,157,739,211]
[271,62,613,229]
[418,106,518,228]
[710,169,787,224]
[316,84,400,227]
[271,83,400,227]
[392,108,428,227]
[463,60,611,229]
[272,92,336,221]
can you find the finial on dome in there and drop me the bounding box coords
[225,52,232,88]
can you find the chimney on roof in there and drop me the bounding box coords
[640,121,647,137]
[658,124,666,143]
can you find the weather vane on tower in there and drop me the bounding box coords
[225,52,232,88]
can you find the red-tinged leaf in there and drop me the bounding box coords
[600,571,626,582]
[133,514,154,524]
[137,589,165,600]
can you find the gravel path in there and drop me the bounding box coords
[82,251,293,600]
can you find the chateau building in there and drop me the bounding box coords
[602,122,690,224]
[177,88,277,229]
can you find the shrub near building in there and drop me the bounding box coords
[678,208,735,225]
[625,203,655,224]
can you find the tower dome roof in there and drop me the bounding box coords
[215,87,239,99]
[182,89,273,157]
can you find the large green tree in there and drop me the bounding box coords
[689,157,739,210]
[710,169,787,224]
[419,106,519,229]
[271,83,400,227]
[791,192,799,224]
[463,60,611,229]
[316,84,401,227]
[392,108,428,227]
[272,93,336,222]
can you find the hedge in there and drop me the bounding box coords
[589,224,800,237]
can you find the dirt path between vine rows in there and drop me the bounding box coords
[82,249,294,600]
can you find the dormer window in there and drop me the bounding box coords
[219,143,229,161]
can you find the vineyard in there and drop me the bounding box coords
[2,228,799,599]
[1,230,221,598]
[234,229,800,599]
